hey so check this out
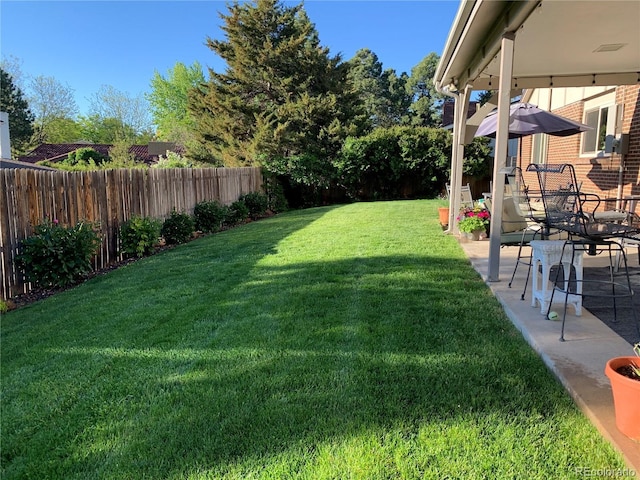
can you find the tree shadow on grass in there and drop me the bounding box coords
[1,206,619,478]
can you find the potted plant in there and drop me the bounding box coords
[604,343,640,440]
[438,206,450,229]
[457,206,490,240]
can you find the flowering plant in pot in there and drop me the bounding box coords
[604,343,640,440]
[457,206,491,235]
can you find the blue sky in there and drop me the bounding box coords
[1,1,460,116]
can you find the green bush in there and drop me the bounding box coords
[226,200,249,226]
[119,215,162,257]
[161,210,195,245]
[336,126,492,200]
[152,151,198,169]
[67,147,107,167]
[239,192,269,219]
[263,175,289,213]
[193,200,228,233]
[16,218,101,288]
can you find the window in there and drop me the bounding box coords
[581,91,616,156]
[582,106,609,154]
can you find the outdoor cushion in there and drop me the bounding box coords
[501,197,528,233]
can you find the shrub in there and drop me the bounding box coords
[16,218,101,288]
[161,210,195,245]
[153,151,195,169]
[119,215,162,257]
[263,175,289,213]
[225,200,249,226]
[67,147,107,167]
[336,126,492,200]
[193,200,228,233]
[239,192,269,219]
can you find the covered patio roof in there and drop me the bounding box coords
[434,0,640,281]
[436,0,639,93]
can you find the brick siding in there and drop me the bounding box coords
[519,85,639,214]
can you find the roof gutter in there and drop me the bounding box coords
[434,0,541,94]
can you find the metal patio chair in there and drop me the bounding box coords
[526,163,640,341]
[505,167,557,301]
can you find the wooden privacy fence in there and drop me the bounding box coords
[0,167,263,300]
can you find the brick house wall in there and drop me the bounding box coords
[519,85,640,214]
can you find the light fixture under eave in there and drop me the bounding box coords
[593,43,626,53]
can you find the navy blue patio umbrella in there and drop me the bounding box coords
[475,102,592,139]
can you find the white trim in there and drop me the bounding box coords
[580,91,616,158]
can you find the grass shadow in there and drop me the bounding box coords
[1,202,625,478]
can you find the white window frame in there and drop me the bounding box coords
[580,91,616,157]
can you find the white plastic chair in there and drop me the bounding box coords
[446,183,474,209]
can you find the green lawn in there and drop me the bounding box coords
[1,200,626,479]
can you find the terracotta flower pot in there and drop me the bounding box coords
[604,356,640,440]
[438,207,449,227]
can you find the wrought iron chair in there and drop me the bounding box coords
[505,167,550,300]
[526,163,640,341]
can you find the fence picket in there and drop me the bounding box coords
[1,167,263,300]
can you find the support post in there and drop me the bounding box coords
[447,86,473,233]
[487,33,515,282]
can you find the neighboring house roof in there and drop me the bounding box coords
[0,158,56,170]
[17,143,185,166]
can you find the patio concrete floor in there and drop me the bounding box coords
[457,236,640,472]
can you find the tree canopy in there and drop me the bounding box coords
[147,62,205,144]
[189,0,366,167]
[88,85,153,142]
[406,53,444,127]
[346,48,411,129]
[28,75,79,144]
[0,67,34,155]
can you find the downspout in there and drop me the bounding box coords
[615,105,626,210]
[616,153,625,210]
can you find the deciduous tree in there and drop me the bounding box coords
[147,62,205,144]
[28,75,79,143]
[88,85,153,141]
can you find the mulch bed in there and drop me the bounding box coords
[6,252,164,311]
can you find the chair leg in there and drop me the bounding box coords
[508,230,528,293]
[615,243,640,336]
[558,242,575,342]
[509,228,539,301]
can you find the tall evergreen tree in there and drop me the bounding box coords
[0,67,34,156]
[346,49,411,129]
[406,52,444,127]
[189,0,366,167]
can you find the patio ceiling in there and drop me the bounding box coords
[434,0,640,283]
[435,0,640,93]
